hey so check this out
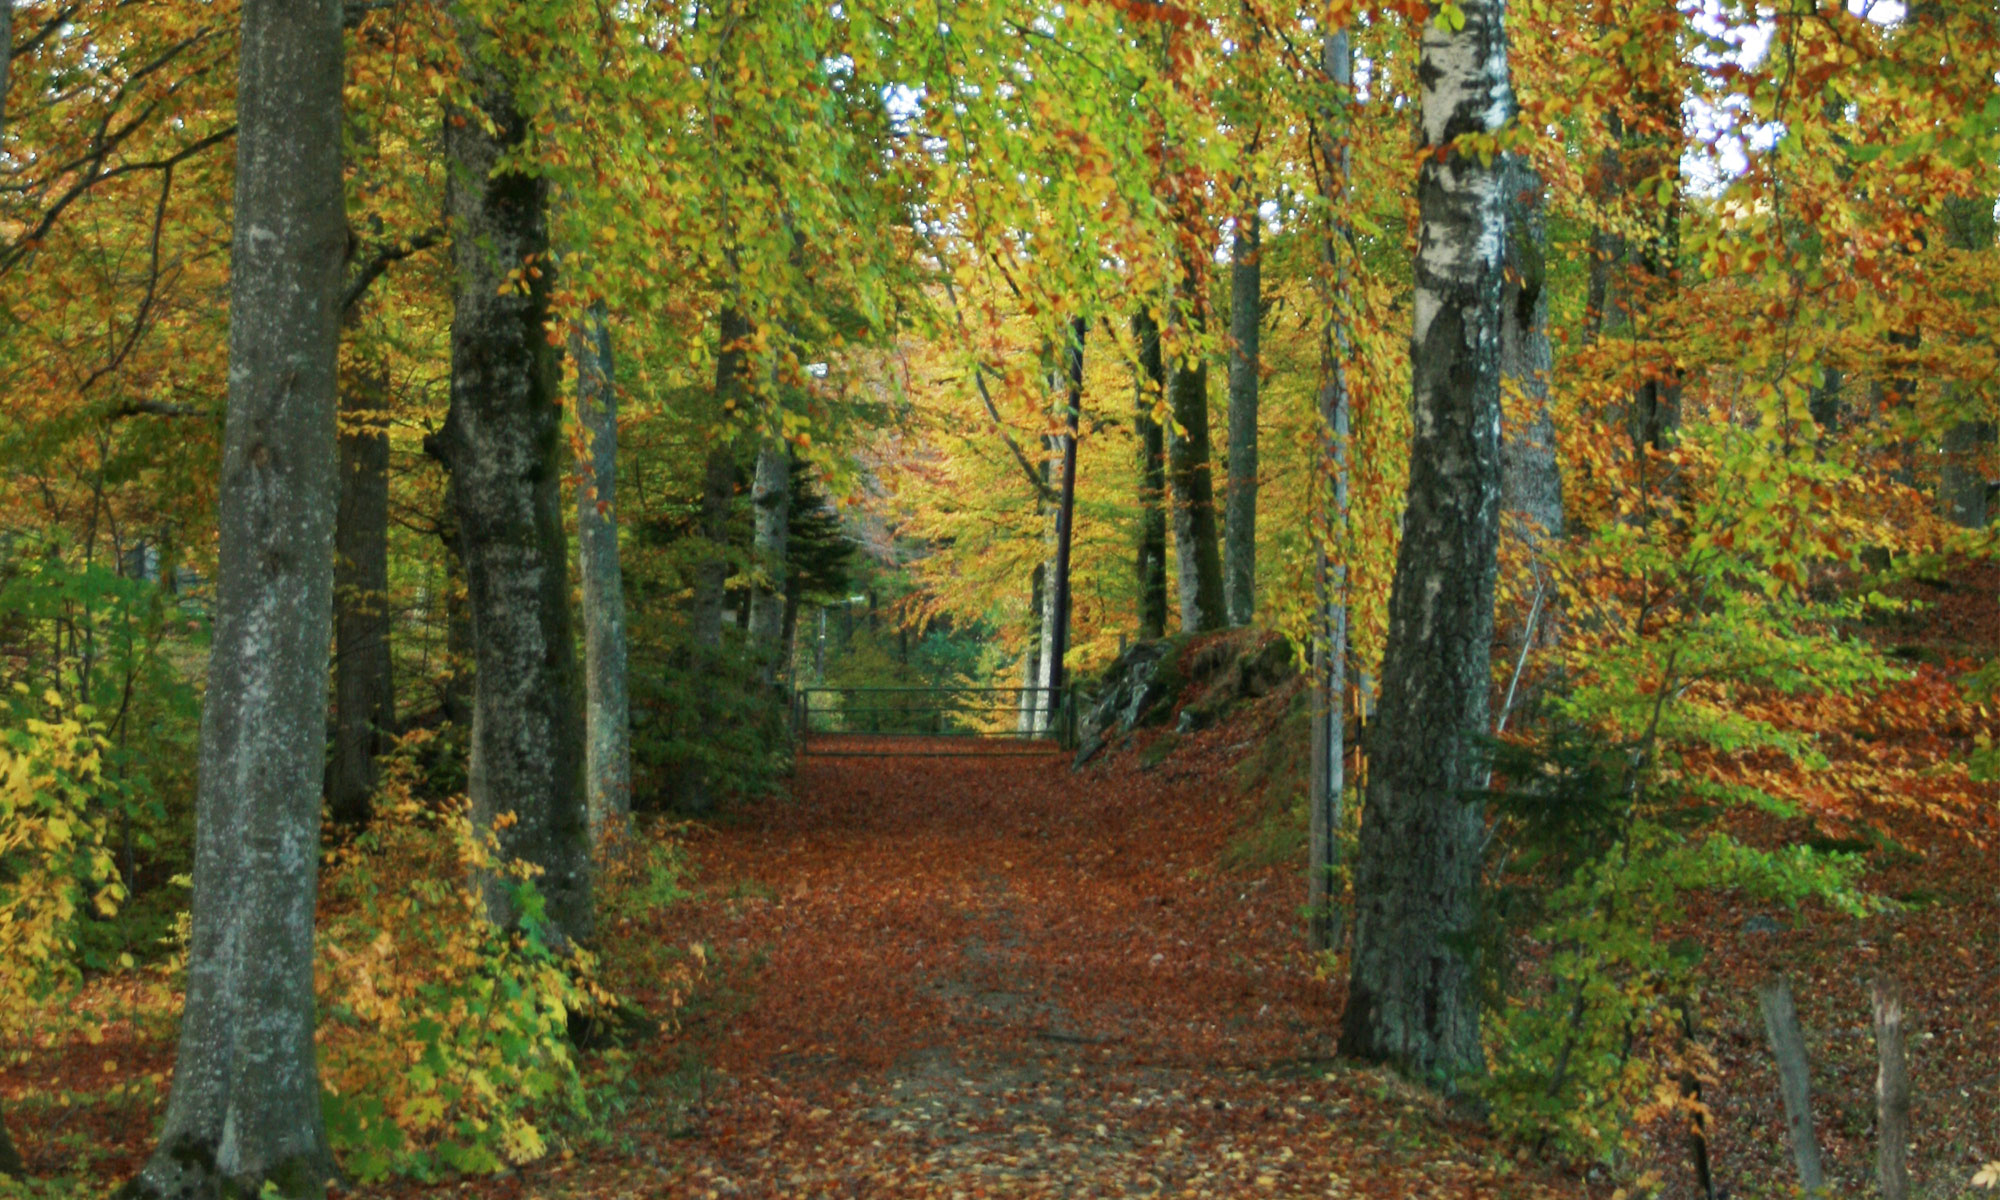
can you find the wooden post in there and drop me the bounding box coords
[1872,979,1911,1200]
[1757,976,1825,1194]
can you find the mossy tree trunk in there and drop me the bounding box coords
[441,6,591,946]
[121,1,346,1193]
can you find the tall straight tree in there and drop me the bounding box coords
[575,302,631,842]
[1306,27,1353,956]
[121,1,346,1193]
[1045,317,1085,694]
[1165,258,1227,633]
[0,2,20,1173]
[1340,0,1513,1082]
[1132,305,1170,641]
[442,7,592,946]
[693,305,752,653]
[326,352,395,828]
[747,435,792,670]
[1224,205,1262,627]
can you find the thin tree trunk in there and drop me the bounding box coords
[4,8,31,1170]
[1047,318,1085,696]
[1133,306,1169,641]
[327,358,394,828]
[1757,977,1826,1194]
[575,302,630,843]
[1340,0,1511,1083]
[747,437,791,669]
[1018,562,1043,734]
[1166,256,1226,633]
[440,8,591,947]
[1498,153,1562,714]
[1224,208,1262,628]
[1939,194,1995,527]
[120,2,345,1193]
[0,1113,18,1178]
[693,306,751,652]
[1872,980,1911,1200]
[1307,28,1353,956]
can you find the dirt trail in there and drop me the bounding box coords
[622,738,1585,1199]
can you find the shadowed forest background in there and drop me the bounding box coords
[1,0,1999,1196]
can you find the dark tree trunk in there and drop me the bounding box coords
[0,1109,19,1176]
[440,10,591,947]
[120,1,346,1194]
[327,360,395,828]
[747,438,791,672]
[1340,0,1511,1085]
[1132,307,1169,641]
[693,306,752,652]
[1939,194,1995,527]
[575,303,630,843]
[1046,318,1085,695]
[1166,258,1226,633]
[1224,208,1262,627]
[1498,154,1563,718]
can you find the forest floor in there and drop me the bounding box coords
[10,567,2000,1198]
[514,729,1598,1200]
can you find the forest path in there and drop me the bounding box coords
[604,738,1585,1199]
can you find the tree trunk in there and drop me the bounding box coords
[1498,153,1562,717]
[1133,306,1169,641]
[1339,0,1511,1084]
[575,302,630,844]
[1307,29,1353,957]
[1018,562,1043,734]
[0,1108,19,1177]
[1938,194,1995,527]
[1499,158,1561,551]
[1166,258,1226,634]
[440,9,591,947]
[1871,979,1911,1200]
[1757,977,1826,1194]
[327,359,395,828]
[120,2,345,1194]
[1224,208,1262,628]
[693,306,751,652]
[747,437,791,669]
[1046,318,1085,696]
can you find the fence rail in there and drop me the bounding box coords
[793,685,1077,755]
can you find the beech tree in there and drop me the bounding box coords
[120,0,347,1193]
[1224,205,1262,628]
[1340,0,1514,1082]
[441,5,592,945]
[575,303,631,841]
[1133,305,1170,641]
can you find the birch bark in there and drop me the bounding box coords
[1339,0,1512,1082]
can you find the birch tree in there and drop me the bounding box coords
[1340,0,1514,1082]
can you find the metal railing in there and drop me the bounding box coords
[793,685,1076,756]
